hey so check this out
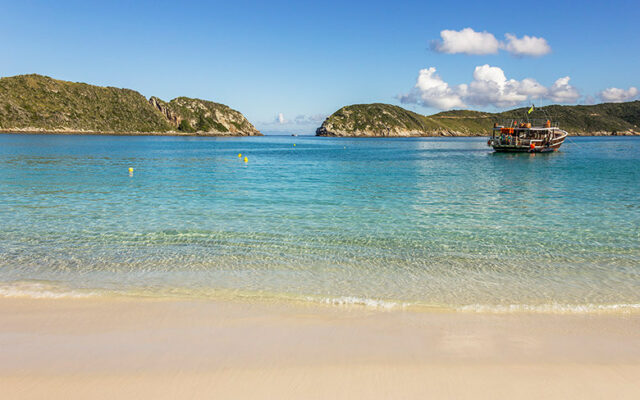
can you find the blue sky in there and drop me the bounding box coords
[1,0,638,134]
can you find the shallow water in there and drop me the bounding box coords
[0,134,638,312]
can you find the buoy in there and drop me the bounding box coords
[244,156,248,163]
[238,153,242,158]
[128,167,134,173]
[293,144,296,147]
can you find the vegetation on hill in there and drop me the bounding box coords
[316,104,439,137]
[0,74,172,132]
[0,74,261,135]
[317,102,640,136]
[149,96,260,135]
[486,102,640,134]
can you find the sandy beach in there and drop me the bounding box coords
[2,1,639,399]
[1,297,639,399]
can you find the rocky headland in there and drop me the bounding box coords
[316,102,640,137]
[0,74,261,136]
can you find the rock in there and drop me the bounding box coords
[149,96,182,127]
[154,97,262,136]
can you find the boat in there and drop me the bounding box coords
[488,117,567,153]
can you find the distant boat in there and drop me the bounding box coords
[291,134,298,136]
[488,118,567,153]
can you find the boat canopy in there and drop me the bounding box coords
[493,118,559,129]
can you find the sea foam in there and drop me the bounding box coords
[456,303,640,314]
[312,296,408,309]
[0,281,98,299]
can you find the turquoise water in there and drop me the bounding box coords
[1,134,639,311]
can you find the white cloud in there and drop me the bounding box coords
[295,114,326,124]
[598,86,639,102]
[518,78,549,97]
[400,65,580,110]
[399,67,465,109]
[263,113,326,127]
[431,29,551,57]
[547,77,580,103]
[431,28,500,55]
[503,34,551,56]
[464,65,533,107]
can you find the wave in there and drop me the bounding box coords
[0,281,99,299]
[1,281,639,314]
[308,297,640,314]
[455,303,640,314]
[307,295,410,310]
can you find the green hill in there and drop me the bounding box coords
[0,74,261,135]
[316,103,440,137]
[316,102,640,137]
[149,96,259,135]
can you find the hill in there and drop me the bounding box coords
[149,96,259,135]
[316,102,640,137]
[0,74,261,135]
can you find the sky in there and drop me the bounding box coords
[1,0,639,134]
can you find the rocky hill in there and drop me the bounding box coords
[316,102,640,137]
[316,104,441,137]
[149,96,259,135]
[0,74,261,135]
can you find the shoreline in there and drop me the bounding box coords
[0,129,262,137]
[1,297,639,399]
[315,131,638,137]
[1,130,637,138]
[2,280,639,315]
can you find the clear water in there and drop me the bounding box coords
[1,134,639,311]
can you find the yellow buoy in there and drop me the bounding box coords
[293,144,296,147]
[244,156,248,163]
[238,153,242,158]
[128,167,134,173]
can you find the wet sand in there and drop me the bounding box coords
[1,298,639,399]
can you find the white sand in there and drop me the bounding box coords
[1,298,639,399]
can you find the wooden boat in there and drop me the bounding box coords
[488,118,567,153]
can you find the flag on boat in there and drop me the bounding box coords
[528,104,534,114]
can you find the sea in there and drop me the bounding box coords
[0,134,638,312]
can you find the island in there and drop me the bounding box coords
[316,102,640,137]
[0,74,261,136]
